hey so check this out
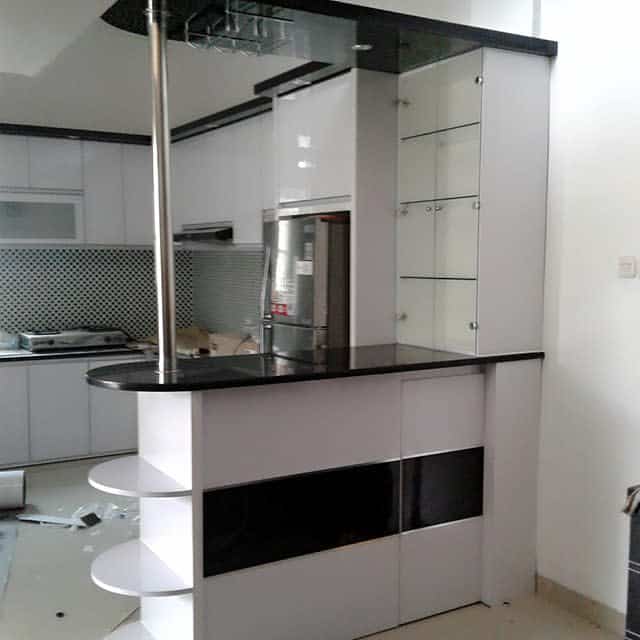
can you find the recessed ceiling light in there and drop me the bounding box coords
[352,43,373,52]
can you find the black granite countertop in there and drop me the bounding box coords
[0,347,146,363]
[86,344,544,392]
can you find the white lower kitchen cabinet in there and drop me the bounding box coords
[400,518,483,623]
[89,359,137,454]
[29,361,90,462]
[0,365,29,467]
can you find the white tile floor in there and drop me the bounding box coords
[0,459,621,640]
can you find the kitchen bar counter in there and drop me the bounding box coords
[86,343,544,392]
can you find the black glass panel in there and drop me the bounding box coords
[203,461,400,577]
[628,569,640,634]
[402,448,484,530]
[630,516,640,565]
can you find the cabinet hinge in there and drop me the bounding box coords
[393,98,411,107]
[396,206,409,217]
[475,75,484,85]
[396,312,408,322]
[473,200,481,210]
[468,321,479,331]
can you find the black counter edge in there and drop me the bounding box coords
[0,349,145,364]
[86,351,545,393]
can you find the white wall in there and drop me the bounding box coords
[536,0,640,614]
[342,0,535,36]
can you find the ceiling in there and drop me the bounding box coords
[0,9,300,134]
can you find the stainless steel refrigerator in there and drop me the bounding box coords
[260,211,350,355]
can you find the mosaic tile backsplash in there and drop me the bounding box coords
[0,247,193,339]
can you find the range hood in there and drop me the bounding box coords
[174,221,233,245]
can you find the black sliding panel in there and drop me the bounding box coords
[402,448,484,531]
[203,461,400,577]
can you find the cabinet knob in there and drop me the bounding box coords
[468,321,479,331]
[394,98,411,107]
[434,204,443,212]
[397,206,409,217]
[425,206,433,213]
[396,312,408,322]
[475,75,484,85]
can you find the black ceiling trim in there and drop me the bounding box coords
[254,61,332,95]
[270,0,558,57]
[0,123,151,146]
[171,96,273,142]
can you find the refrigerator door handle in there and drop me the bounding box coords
[259,244,273,353]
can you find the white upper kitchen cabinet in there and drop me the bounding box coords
[83,141,126,244]
[398,48,482,139]
[276,72,355,205]
[29,361,90,462]
[396,48,549,355]
[28,137,83,190]
[233,116,263,244]
[0,365,29,467]
[260,111,275,212]
[0,135,29,188]
[89,359,137,454]
[123,144,154,245]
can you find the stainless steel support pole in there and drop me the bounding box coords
[147,0,177,375]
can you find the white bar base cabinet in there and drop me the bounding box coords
[87,349,542,640]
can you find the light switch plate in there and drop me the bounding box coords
[618,256,637,278]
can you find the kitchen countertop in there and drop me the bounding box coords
[86,344,544,392]
[0,347,146,363]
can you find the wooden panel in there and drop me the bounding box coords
[402,373,484,456]
[400,518,482,623]
[29,361,89,461]
[0,365,29,466]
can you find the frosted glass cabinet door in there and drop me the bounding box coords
[435,197,478,278]
[437,49,483,130]
[435,124,480,199]
[396,278,435,348]
[398,64,438,138]
[0,135,28,188]
[433,280,477,354]
[397,203,436,277]
[398,135,437,203]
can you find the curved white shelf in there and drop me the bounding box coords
[107,621,156,640]
[91,540,192,597]
[89,456,191,498]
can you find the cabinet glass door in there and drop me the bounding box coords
[398,135,437,203]
[437,49,482,131]
[433,280,477,354]
[398,64,438,139]
[397,203,436,277]
[434,197,478,278]
[435,124,480,200]
[396,278,435,349]
[0,192,83,243]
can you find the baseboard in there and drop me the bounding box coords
[536,575,625,636]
